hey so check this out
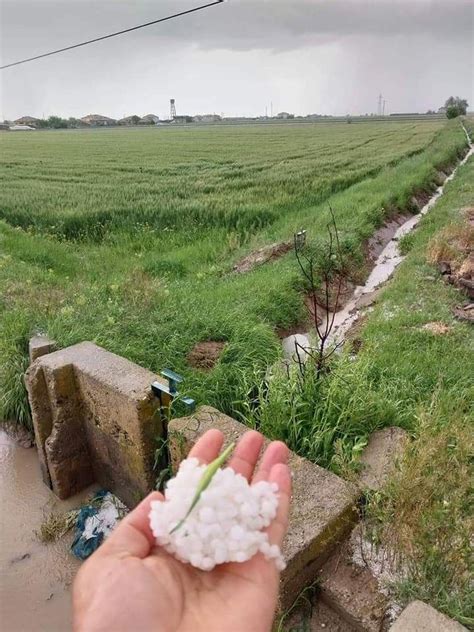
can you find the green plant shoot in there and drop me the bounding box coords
[170,442,236,534]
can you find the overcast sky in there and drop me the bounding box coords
[0,0,472,120]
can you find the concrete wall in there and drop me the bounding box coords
[25,342,167,507]
[169,406,359,609]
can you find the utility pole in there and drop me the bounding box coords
[377,94,383,116]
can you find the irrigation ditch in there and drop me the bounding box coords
[282,123,474,363]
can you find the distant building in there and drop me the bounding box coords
[193,114,222,123]
[173,115,193,124]
[14,116,41,127]
[80,114,117,126]
[223,117,256,123]
[276,112,294,119]
[139,114,160,125]
[118,115,140,126]
[10,125,36,131]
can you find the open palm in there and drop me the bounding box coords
[73,429,291,632]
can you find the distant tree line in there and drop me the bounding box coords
[444,96,468,119]
[36,116,87,129]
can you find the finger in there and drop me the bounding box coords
[99,491,163,559]
[188,428,224,464]
[252,440,289,484]
[265,463,292,548]
[227,430,264,481]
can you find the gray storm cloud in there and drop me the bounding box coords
[2,0,472,57]
[1,0,472,120]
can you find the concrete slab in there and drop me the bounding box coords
[390,600,467,632]
[29,335,56,362]
[168,406,359,609]
[25,342,167,507]
[358,427,408,491]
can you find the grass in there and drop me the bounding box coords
[337,156,473,624]
[38,508,79,543]
[1,118,469,430]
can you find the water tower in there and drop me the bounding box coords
[170,99,177,119]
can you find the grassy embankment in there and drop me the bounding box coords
[258,129,474,625]
[361,149,473,627]
[0,120,469,448]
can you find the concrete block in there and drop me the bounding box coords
[25,342,166,507]
[25,361,54,487]
[390,600,467,632]
[358,427,408,491]
[29,335,56,362]
[43,362,92,499]
[168,406,359,609]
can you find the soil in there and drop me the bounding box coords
[284,526,393,632]
[2,420,35,448]
[284,598,357,631]
[410,189,432,211]
[276,321,312,339]
[421,321,452,335]
[428,210,474,300]
[317,544,391,632]
[187,340,226,370]
[314,277,357,314]
[453,303,474,323]
[366,213,412,262]
[233,240,292,274]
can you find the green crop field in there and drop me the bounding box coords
[0,119,469,438]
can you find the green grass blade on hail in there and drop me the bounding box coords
[170,442,236,534]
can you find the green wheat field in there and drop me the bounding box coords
[0,119,469,440]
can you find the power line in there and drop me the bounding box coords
[0,1,224,70]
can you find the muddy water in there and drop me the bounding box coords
[283,127,473,359]
[0,431,94,632]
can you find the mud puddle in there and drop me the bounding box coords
[283,127,473,359]
[0,430,94,632]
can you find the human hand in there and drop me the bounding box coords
[73,429,291,632]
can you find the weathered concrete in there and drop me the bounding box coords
[168,406,359,609]
[28,335,56,362]
[25,342,167,507]
[390,601,467,632]
[358,427,408,491]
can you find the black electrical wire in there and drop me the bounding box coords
[0,0,224,70]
